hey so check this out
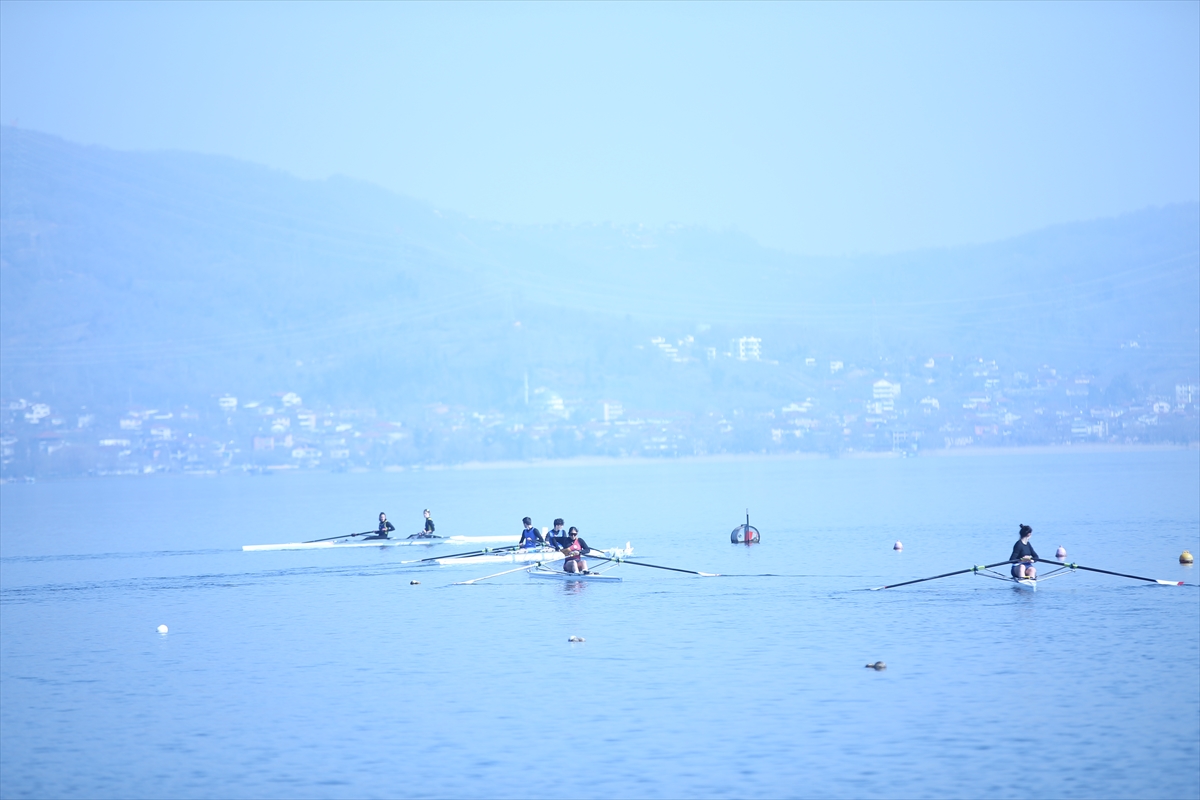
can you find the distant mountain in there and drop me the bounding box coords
[2,127,1196,414]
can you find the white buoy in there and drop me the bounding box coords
[1056,545,1067,559]
[156,624,168,634]
[893,541,903,551]
[569,635,585,642]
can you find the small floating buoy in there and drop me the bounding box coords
[1181,550,1194,564]
[865,661,886,671]
[156,624,168,634]
[410,580,420,585]
[893,542,903,551]
[1056,546,1067,559]
[568,636,585,643]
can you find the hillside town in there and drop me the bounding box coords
[3,336,1197,480]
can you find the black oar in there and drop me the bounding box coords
[302,530,377,544]
[398,544,521,565]
[586,552,719,577]
[1036,558,1185,586]
[869,560,1013,590]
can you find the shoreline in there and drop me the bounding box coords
[2,443,1196,484]
[444,442,1198,472]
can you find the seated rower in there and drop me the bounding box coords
[411,508,436,538]
[369,512,395,540]
[560,526,593,573]
[1010,524,1038,579]
[518,516,545,549]
[547,518,568,548]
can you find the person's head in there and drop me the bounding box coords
[1019,524,1032,540]
[379,512,387,521]
[423,509,431,517]
[522,516,532,527]
[553,518,564,529]
[568,527,579,537]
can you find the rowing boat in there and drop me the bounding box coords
[242,535,514,552]
[527,565,622,582]
[870,558,1186,591]
[435,543,633,566]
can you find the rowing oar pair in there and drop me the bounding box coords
[452,550,721,585]
[398,544,521,565]
[301,530,379,544]
[868,559,1187,590]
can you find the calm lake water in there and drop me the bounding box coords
[2,450,1198,799]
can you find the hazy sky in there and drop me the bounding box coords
[2,1,1197,256]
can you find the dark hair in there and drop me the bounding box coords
[423,509,430,514]
[379,512,386,519]
[1019,524,1032,537]
[554,518,564,526]
[568,526,579,535]
[522,517,532,526]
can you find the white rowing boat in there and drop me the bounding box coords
[1012,577,1037,591]
[242,535,514,552]
[527,565,622,582]
[436,543,633,566]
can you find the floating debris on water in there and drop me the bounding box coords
[569,636,585,643]
[865,661,886,671]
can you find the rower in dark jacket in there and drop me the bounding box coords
[1009,524,1038,579]
[371,512,395,540]
[417,509,436,538]
[546,518,568,548]
[518,517,545,549]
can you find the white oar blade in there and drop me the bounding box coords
[1156,579,1186,585]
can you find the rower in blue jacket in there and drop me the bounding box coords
[518,517,545,548]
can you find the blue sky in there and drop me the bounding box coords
[2,0,1197,256]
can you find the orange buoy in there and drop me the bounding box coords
[1181,550,1194,564]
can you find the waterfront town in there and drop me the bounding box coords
[3,335,1196,481]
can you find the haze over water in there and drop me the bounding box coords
[2,450,1197,799]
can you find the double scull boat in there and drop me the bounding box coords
[243,534,514,552]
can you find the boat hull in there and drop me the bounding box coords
[243,535,514,552]
[438,545,632,566]
[1013,578,1037,591]
[528,566,622,582]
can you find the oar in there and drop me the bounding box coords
[868,560,1013,590]
[1036,558,1185,586]
[399,544,521,565]
[587,553,720,577]
[454,554,565,585]
[302,530,377,544]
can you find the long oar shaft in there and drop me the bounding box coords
[303,530,376,544]
[454,554,565,585]
[588,554,719,577]
[399,545,520,565]
[871,560,1013,590]
[1036,559,1184,585]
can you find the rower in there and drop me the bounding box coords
[1009,524,1038,579]
[518,517,545,549]
[560,526,594,573]
[547,518,568,548]
[420,509,435,538]
[370,512,395,540]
